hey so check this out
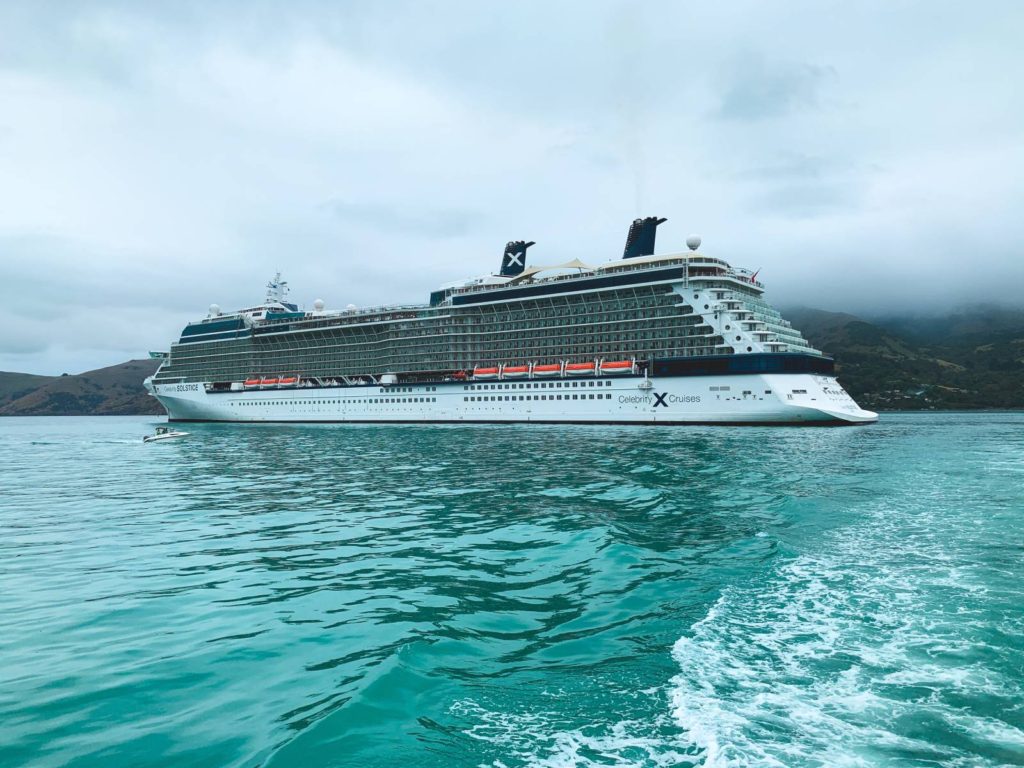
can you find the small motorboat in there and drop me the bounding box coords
[143,426,190,443]
[532,363,562,377]
[565,362,597,375]
[600,359,635,375]
[473,366,500,380]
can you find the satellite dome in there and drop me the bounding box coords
[313,298,325,311]
[209,303,221,316]
[686,235,702,251]
[346,303,357,311]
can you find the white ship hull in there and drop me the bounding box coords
[147,373,877,425]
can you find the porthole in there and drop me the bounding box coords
[704,304,709,310]
[725,325,731,330]
[747,346,752,352]
[736,335,741,341]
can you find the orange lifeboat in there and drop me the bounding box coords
[244,378,261,389]
[261,377,280,387]
[565,362,596,375]
[503,365,529,378]
[532,363,562,377]
[600,360,635,375]
[279,376,299,386]
[473,366,500,380]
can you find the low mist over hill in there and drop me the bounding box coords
[2,307,1022,415]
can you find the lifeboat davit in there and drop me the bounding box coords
[261,377,280,387]
[503,365,530,378]
[601,360,635,375]
[565,362,596,375]
[279,376,299,386]
[532,364,562,377]
[244,378,261,389]
[473,367,500,380]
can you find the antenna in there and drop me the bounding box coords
[265,272,289,303]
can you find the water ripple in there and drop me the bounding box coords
[0,415,1022,767]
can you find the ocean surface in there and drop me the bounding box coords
[1,414,1022,768]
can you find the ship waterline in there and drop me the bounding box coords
[146,218,877,425]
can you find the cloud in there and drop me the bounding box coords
[716,54,836,121]
[1,1,1023,374]
[326,200,482,238]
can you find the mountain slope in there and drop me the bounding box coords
[788,308,1024,410]
[0,371,57,409]
[0,360,163,416]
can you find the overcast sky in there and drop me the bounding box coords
[2,1,1023,375]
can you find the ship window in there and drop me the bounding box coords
[572,394,578,400]
[747,347,752,352]
[765,390,772,395]
[589,394,594,399]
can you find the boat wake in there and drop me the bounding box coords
[450,699,699,768]
[669,497,1024,767]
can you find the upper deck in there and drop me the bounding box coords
[177,249,765,345]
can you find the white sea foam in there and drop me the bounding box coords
[667,500,1024,767]
[451,699,699,767]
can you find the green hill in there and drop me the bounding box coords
[787,307,1024,410]
[0,360,163,416]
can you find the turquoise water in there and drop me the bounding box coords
[1,414,1022,767]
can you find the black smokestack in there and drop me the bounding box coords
[622,216,667,259]
[500,240,535,276]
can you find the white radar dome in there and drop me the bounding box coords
[313,298,325,311]
[686,235,702,251]
[346,303,357,311]
[209,303,221,316]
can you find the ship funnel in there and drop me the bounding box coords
[500,240,535,276]
[622,216,667,259]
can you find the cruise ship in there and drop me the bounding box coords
[145,217,877,425]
